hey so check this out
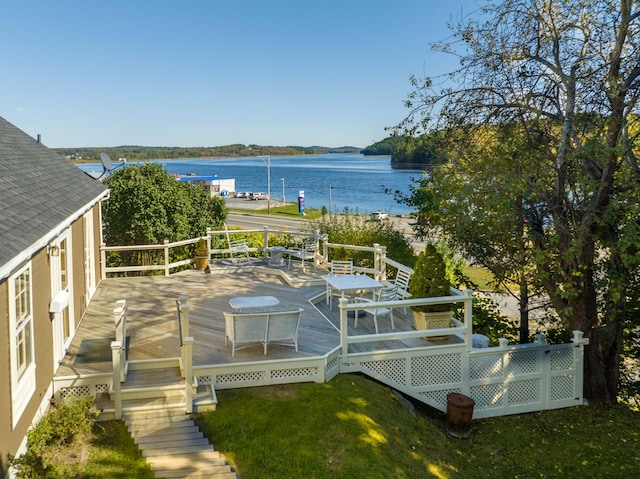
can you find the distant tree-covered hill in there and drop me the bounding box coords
[361,135,445,169]
[57,144,361,163]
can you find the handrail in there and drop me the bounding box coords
[336,288,474,356]
[100,227,410,280]
[175,299,183,347]
[100,228,322,278]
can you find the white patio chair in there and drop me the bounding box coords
[384,268,412,312]
[286,237,318,272]
[225,224,250,264]
[354,285,398,334]
[326,260,354,308]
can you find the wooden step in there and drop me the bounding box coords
[143,443,215,457]
[154,468,236,479]
[146,451,228,469]
[141,436,211,449]
[134,430,204,445]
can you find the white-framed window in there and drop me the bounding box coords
[51,232,74,366]
[9,262,36,428]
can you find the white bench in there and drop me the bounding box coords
[223,308,303,357]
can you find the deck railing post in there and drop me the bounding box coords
[372,243,381,280]
[339,297,349,358]
[111,341,122,420]
[113,300,127,382]
[314,230,321,268]
[206,228,212,254]
[184,336,194,414]
[179,296,190,369]
[571,330,588,403]
[100,242,107,280]
[263,227,269,259]
[321,234,329,269]
[179,295,190,341]
[163,240,170,276]
[464,289,473,351]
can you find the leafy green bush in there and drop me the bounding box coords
[194,237,208,257]
[10,398,99,478]
[408,244,451,313]
[312,211,416,270]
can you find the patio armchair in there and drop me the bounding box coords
[326,260,354,308]
[383,268,412,312]
[225,224,250,264]
[354,285,398,334]
[286,237,318,272]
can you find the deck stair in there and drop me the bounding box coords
[124,409,236,478]
[106,361,217,414]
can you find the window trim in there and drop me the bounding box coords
[9,262,36,428]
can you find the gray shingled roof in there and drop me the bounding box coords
[0,116,108,272]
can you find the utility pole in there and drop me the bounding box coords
[258,155,271,214]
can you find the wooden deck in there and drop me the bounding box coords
[55,260,436,381]
[53,259,588,420]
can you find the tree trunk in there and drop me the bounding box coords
[583,321,624,403]
[519,276,529,344]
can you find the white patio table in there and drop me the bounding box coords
[266,246,286,266]
[229,295,280,310]
[324,274,383,306]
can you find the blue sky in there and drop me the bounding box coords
[1,1,480,149]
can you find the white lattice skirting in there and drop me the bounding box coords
[342,341,585,419]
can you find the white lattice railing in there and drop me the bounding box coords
[341,331,588,419]
[193,348,341,391]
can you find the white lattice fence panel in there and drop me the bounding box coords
[507,349,542,375]
[271,366,320,380]
[410,353,463,387]
[417,388,461,411]
[469,353,504,381]
[550,347,574,371]
[551,374,576,401]
[360,357,407,387]
[55,381,111,404]
[470,383,505,410]
[507,378,543,406]
[326,356,340,377]
[215,370,267,386]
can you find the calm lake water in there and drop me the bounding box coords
[77,153,424,215]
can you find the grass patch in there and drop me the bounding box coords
[464,265,520,292]
[193,375,640,479]
[228,203,322,219]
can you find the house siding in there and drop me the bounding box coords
[0,278,9,476]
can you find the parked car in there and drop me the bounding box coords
[371,210,388,220]
[249,192,269,200]
[234,191,250,198]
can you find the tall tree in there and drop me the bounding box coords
[396,0,640,402]
[103,163,227,270]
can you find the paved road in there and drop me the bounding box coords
[226,197,426,252]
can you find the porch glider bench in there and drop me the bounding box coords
[223,307,304,357]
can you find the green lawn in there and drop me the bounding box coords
[228,202,323,219]
[192,374,640,479]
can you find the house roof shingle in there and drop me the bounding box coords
[0,116,108,275]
